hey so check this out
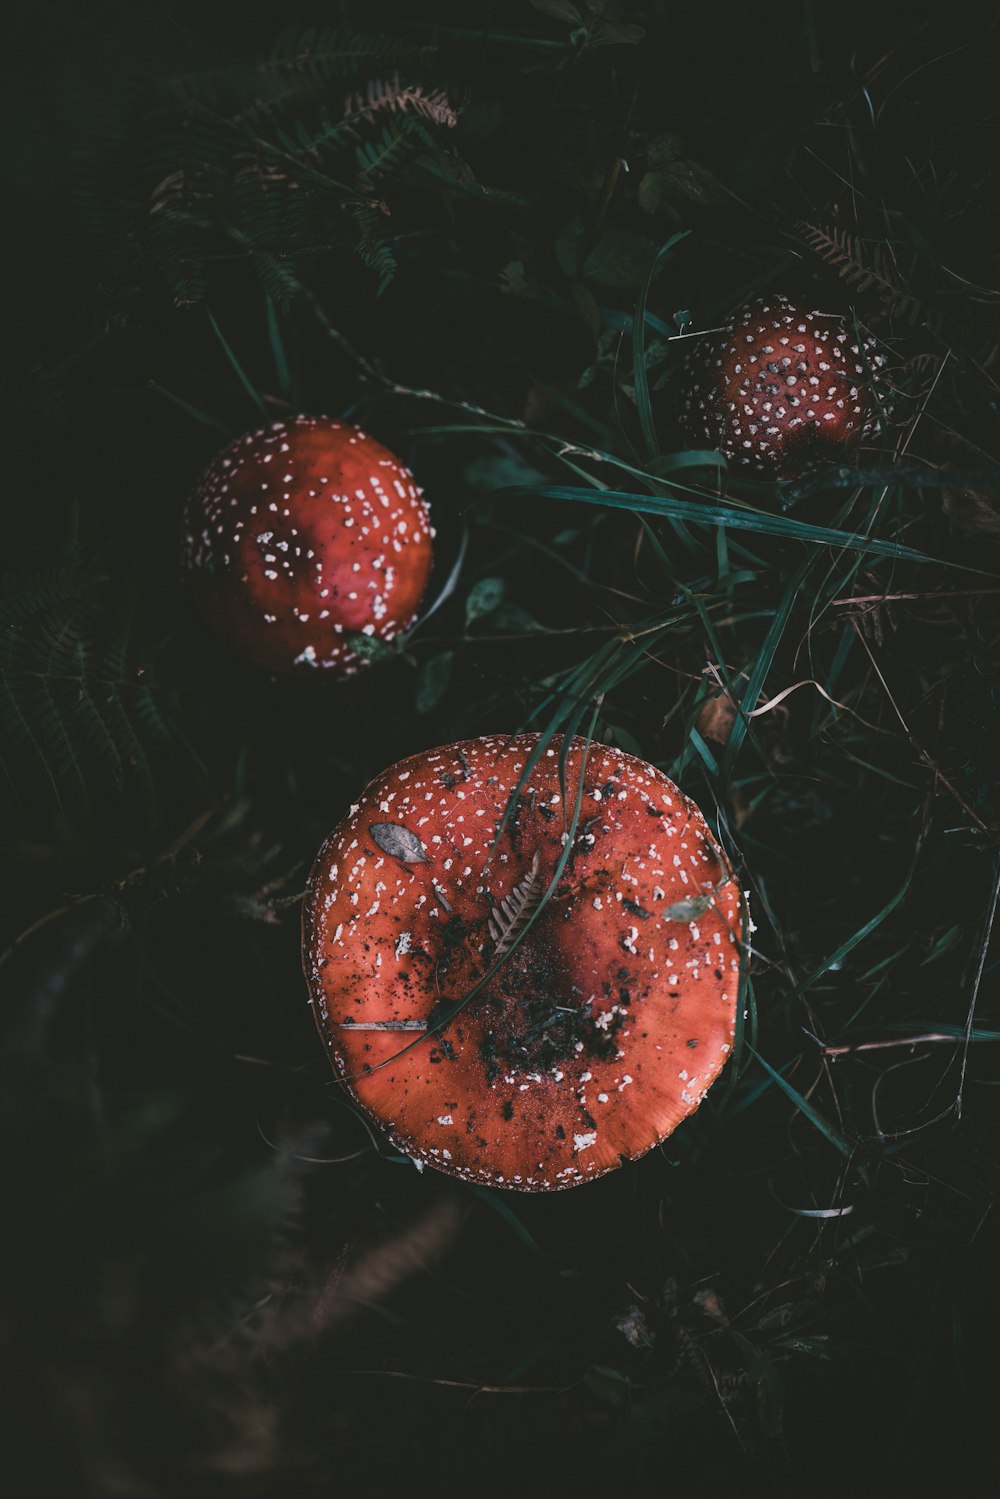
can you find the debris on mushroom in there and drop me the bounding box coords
[181,416,434,676]
[681,295,887,475]
[302,734,744,1191]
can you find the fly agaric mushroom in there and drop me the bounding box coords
[181,416,433,676]
[681,295,887,475]
[303,734,743,1191]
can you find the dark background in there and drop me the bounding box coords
[3,2,1000,1493]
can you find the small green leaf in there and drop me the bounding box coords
[604,723,644,756]
[530,0,582,22]
[584,227,660,288]
[638,171,663,215]
[465,577,506,624]
[343,631,397,663]
[415,651,454,713]
[492,602,545,633]
[597,19,645,44]
[554,215,586,278]
[663,896,712,921]
[465,453,545,490]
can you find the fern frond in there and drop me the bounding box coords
[228,170,314,304]
[798,222,944,332]
[412,146,522,205]
[0,547,204,823]
[271,106,350,158]
[354,118,431,184]
[267,27,429,81]
[488,851,544,957]
[0,564,103,628]
[72,30,462,308]
[344,75,459,130]
[349,201,397,293]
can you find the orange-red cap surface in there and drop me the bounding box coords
[182,416,433,676]
[303,735,744,1191]
[681,295,886,475]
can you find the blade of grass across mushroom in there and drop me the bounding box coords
[337,702,603,1080]
[515,621,689,816]
[482,659,618,865]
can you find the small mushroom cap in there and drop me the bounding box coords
[681,295,886,475]
[181,416,434,676]
[303,735,743,1191]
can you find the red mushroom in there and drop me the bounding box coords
[181,416,434,676]
[681,295,887,475]
[303,734,744,1191]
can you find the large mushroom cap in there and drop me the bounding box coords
[681,295,887,475]
[303,735,744,1191]
[181,416,434,676]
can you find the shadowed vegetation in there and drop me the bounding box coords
[2,2,1000,1493]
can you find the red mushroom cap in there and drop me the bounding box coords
[303,734,743,1191]
[181,416,434,676]
[681,295,887,475]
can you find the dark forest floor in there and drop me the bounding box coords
[3,2,1000,1494]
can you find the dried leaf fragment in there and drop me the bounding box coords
[369,823,428,863]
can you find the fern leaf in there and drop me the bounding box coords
[354,118,430,183]
[798,222,944,332]
[488,851,544,957]
[0,542,205,824]
[267,27,429,81]
[349,201,397,294]
[0,565,102,628]
[343,76,459,130]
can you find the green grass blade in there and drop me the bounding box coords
[506,483,936,563]
[720,553,816,778]
[778,871,914,1015]
[207,310,268,419]
[747,1045,856,1160]
[265,295,293,402]
[632,233,690,459]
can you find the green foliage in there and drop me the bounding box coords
[0,527,203,825]
[57,29,482,308]
[799,221,946,332]
[266,24,429,82]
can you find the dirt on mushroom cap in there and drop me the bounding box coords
[303,734,744,1192]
